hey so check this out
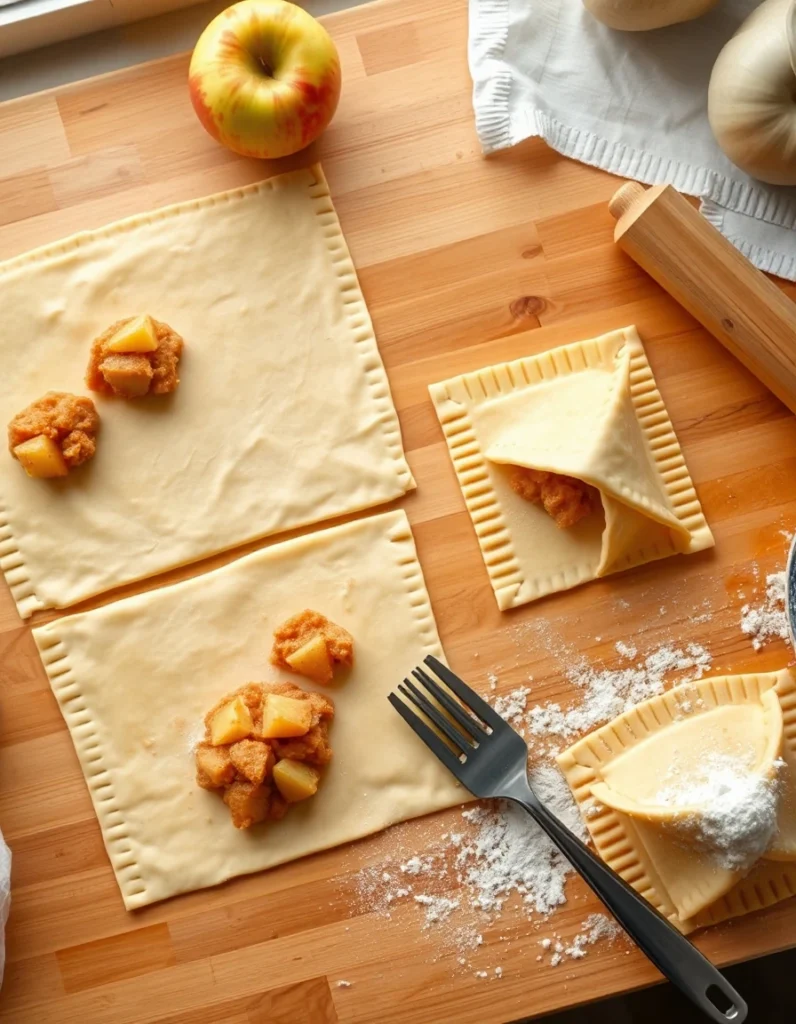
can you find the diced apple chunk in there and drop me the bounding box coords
[195,743,235,788]
[209,696,254,746]
[100,354,153,397]
[261,693,312,739]
[273,758,320,802]
[106,315,158,353]
[13,434,68,478]
[285,634,333,685]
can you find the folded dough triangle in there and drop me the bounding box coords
[480,339,690,576]
[430,327,713,609]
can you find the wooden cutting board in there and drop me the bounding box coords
[1,0,796,1020]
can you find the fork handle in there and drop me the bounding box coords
[513,790,747,1023]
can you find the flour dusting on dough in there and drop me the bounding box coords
[656,754,782,872]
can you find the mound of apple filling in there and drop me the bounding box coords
[271,609,354,685]
[8,391,100,478]
[195,681,333,829]
[86,314,183,398]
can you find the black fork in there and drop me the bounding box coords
[389,654,747,1024]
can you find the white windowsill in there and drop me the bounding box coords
[0,0,202,59]
[0,0,358,101]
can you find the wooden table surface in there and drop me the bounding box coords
[2,0,796,1020]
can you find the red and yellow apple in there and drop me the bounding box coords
[189,0,341,159]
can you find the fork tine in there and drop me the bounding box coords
[388,693,464,776]
[399,679,475,752]
[424,654,504,728]
[412,666,488,741]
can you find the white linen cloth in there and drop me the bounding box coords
[469,0,796,279]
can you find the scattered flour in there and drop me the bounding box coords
[487,631,712,744]
[346,609,757,981]
[740,572,789,651]
[491,687,530,727]
[401,855,436,876]
[538,914,622,967]
[414,894,460,925]
[335,980,352,989]
[352,764,589,939]
[656,754,782,872]
[527,643,712,740]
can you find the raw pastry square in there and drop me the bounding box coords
[32,510,465,910]
[0,165,414,618]
[429,327,713,610]
[557,670,796,933]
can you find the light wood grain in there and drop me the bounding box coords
[612,182,796,416]
[0,0,795,1021]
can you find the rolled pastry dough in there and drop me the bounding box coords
[558,669,796,932]
[0,165,413,618]
[429,327,713,610]
[32,510,465,910]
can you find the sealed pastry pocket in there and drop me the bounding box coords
[558,668,796,932]
[431,327,713,609]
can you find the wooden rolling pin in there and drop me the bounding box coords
[609,182,796,415]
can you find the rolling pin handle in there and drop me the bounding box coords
[607,178,796,416]
[609,182,646,221]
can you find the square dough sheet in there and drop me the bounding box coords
[557,670,796,934]
[429,327,713,611]
[32,510,465,909]
[0,165,414,618]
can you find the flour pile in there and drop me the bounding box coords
[460,765,589,917]
[656,754,782,872]
[354,763,588,931]
[741,572,789,651]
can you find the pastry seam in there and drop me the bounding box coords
[0,499,43,618]
[429,327,712,610]
[306,167,414,494]
[0,176,286,276]
[386,514,444,659]
[426,397,524,610]
[34,626,148,907]
[625,341,712,550]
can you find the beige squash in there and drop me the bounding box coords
[582,0,719,31]
[708,0,796,185]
